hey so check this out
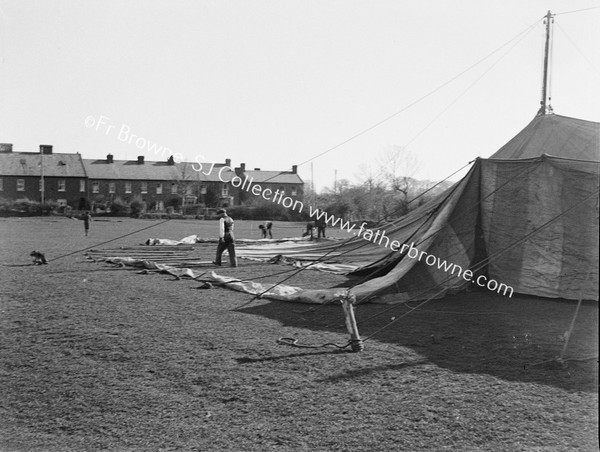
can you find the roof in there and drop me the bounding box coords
[83,159,182,180]
[490,114,600,161]
[243,170,303,184]
[0,152,86,177]
[83,159,238,182]
[177,162,237,182]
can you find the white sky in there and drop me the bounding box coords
[1,0,599,191]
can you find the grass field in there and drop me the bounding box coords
[0,217,598,451]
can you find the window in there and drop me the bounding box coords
[79,180,85,192]
[109,182,116,194]
[222,184,229,196]
[0,178,3,191]
[171,183,178,194]
[291,186,297,196]
[39,180,43,192]
[185,185,192,195]
[125,182,132,193]
[279,186,285,195]
[200,184,207,195]
[17,179,25,191]
[92,181,99,193]
[58,179,66,192]
[141,182,147,194]
[156,183,162,194]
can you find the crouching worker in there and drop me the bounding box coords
[303,221,314,239]
[258,221,273,239]
[214,209,238,267]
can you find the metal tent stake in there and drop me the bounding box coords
[340,292,363,352]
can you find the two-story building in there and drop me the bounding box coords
[83,155,243,211]
[234,163,304,206]
[0,144,88,208]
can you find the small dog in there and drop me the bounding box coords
[30,250,48,265]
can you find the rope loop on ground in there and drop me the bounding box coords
[276,337,351,350]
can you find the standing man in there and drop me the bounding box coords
[214,209,237,267]
[82,211,92,236]
[315,209,326,239]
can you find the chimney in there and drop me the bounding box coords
[292,165,297,174]
[107,154,114,163]
[0,143,13,153]
[234,162,246,177]
[167,156,175,165]
[137,155,144,164]
[225,158,231,167]
[40,144,53,155]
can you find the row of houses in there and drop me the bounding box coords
[0,144,304,212]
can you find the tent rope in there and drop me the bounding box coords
[0,218,172,267]
[276,337,353,350]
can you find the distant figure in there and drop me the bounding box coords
[82,211,92,236]
[303,221,314,239]
[214,209,237,267]
[315,210,326,239]
[265,221,273,239]
[258,221,273,239]
[30,250,48,265]
[258,224,267,238]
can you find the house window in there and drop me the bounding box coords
[109,182,116,194]
[171,183,178,194]
[79,180,85,192]
[141,182,148,194]
[291,186,297,196]
[125,182,132,193]
[185,185,192,195]
[58,179,66,192]
[0,178,3,191]
[17,179,25,191]
[92,181,99,193]
[200,185,207,195]
[279,186,285,195]
[156,183,162,194]
[222,184,229,196]
[39,180,43,191]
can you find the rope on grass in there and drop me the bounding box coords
[1,219,173,267]
[276,337,353,350]
[48,219,172,262]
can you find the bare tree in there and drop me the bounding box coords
[377,145,420,218]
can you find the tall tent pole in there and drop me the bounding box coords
[39,145,45,205]
[538,10,554,115]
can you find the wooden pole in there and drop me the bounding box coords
[538,10,554,115]
[39,145,45,206]
[557,275,589,364]
[341,292,363,352]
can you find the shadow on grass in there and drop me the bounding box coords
[235,349,348,364]
[237,291,598,393]
[316,360,429,383]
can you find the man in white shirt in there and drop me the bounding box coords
[214,209,237,267]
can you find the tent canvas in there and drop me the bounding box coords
[235,114,599,303]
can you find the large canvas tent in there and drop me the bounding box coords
[234,113,599,303]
